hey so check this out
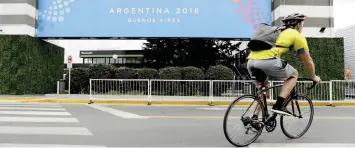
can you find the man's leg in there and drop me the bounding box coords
[271,69,298,115]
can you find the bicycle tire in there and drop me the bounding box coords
[280,94,314,139]
[223,95,265,147]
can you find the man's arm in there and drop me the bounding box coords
[298,49,316,78]
[293,34,316,78]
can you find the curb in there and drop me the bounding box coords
[0,98,354,106]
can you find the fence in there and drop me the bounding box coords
[87,79,355,104]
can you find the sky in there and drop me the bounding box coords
[49,0,355,63]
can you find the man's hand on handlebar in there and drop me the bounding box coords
[311,75,321,84]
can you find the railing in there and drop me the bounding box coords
[88,79,355,104]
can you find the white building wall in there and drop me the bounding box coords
[335,26,355,80]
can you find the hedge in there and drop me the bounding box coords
[283,37,344,81]
[276,37,345,100]
[66,65,235,95]
[0,35,64,95]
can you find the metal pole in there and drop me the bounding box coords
[68,68,71,95]
[57,81,60,94]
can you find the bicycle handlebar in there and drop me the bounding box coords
[297,77,318,90]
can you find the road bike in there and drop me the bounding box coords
[222,69,318,147]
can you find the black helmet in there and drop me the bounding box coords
[282,13,307,26]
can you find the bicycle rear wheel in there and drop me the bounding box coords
[223,95,265,147]
[280,94,314,139]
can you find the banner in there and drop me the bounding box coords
[36,0,272,38]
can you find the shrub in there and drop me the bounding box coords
[181,66,205,80]
[65,68,89,94]
[136,68,159,79]
[135,68,159,95]
[206,65,234,80]
[206,65,234,96]
[181,66,208,96]
[88,63,115,79]
[158,67,182,79]
[113,67,135,79]
[88,64,115,93]
[154,67,182,95]
[111,67,136,94]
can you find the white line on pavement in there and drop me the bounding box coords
[249,143,355,147]
[86,104,148,119]
[0,126,93,135]
[0,106,65,111]
[0,111,71,116]
[0,116,79,123]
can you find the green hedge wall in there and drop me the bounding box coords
[66,64,235,94]
[283,37,344,81]
[276,37,344,100]
[0,35,64,95]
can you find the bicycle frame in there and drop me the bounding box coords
[252,79,313,123]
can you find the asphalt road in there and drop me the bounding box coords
[0,101,354,147]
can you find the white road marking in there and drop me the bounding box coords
[87,104,148,119]
[249,143,355,147]
[0,126,93,135]
[0,104,62,108]
[0,116,78,123]
[0,106,65,111]
[0,111,70,116]
[196,107,244,110]
[0,143,106,147]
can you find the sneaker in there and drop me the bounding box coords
[271,107,292,116]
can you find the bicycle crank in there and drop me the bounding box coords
[265,117,277,132]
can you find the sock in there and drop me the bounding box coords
[273,96,285,109]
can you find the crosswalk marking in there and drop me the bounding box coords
[0,126,93,135]
[87,104,148,119]
[0,143,106,147]
[0,116,79,122]
[0,102,94,138]
[0,106,66,111]
[0,110,71,116]
[0,104,62,108]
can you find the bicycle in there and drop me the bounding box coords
[222,69,318,147]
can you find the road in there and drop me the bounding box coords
[0,101,354,147]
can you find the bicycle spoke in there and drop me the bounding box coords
[223,95,264,147]
[280,94,314,139]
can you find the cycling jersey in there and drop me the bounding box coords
[247,28,310,59]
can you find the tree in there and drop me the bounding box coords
[142,39,242,71]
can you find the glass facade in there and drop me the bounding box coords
[83,57,142,64]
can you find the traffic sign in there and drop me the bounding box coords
[67,56,72,69]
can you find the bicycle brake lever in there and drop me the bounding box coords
[307,81,317,90]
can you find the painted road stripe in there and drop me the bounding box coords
[0,104,62,108]
[0,106,65,111]
[196,107,245,110]
[249,143,355,147]
[0,126,93,135]
[0,117,79,123]
[0,143,106,148]
[0,111,71,116]
[87,104,148,119]
[0,143,353,148]
[146,115,355,119]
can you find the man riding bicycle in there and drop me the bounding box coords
[247,13,321,116]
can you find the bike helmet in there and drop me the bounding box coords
[282,13,307,27]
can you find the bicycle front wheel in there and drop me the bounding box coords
[223,95,265,147]
[280,94,314,139]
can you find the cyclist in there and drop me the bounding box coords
[247,13,321,116]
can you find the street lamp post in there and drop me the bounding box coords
[113,54,118,64]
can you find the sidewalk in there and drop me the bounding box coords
[0,94,354,106]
